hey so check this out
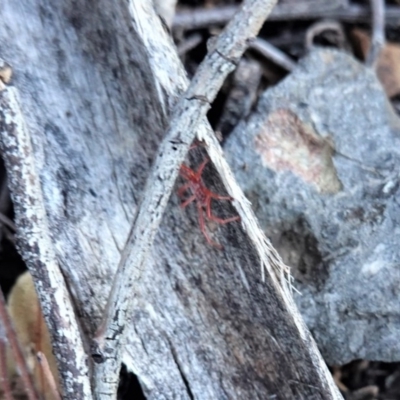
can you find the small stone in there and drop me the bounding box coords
[225,48,400,365]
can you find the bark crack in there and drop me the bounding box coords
[167,338,194,400]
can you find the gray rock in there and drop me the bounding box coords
[225,48,400,365]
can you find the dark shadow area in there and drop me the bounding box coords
[118,364,147,400]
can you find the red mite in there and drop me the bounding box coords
[177,157,240,249]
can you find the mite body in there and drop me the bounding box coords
[178,158,240,249]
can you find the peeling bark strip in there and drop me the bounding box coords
[93,0,279,397]
[0,86,93,400]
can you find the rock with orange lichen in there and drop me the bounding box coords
[225,48,400,365]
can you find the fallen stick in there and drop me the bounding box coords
[173,4,400,30]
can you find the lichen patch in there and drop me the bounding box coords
[254,109,342,194]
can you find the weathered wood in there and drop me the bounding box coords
[0,0,343,399]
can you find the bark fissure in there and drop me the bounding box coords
[168,339,194,400]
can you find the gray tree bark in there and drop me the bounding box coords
[0,0,342,399]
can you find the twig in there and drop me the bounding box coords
[0,288,38,400]
[177,33,203,56]
[173,4,400,30]
[0,172,11,215]
[92,0,279,398]
[249,37,296,71]
[36,352,61,400]
[0,206,16,245]
[2,225,15,244]
[174,5,237,30]
[366,0,385,67]
[0,212,16,232]
[216,58,262,134]
[0,338,13,400]
[0,84,93,400]
[305,20,348,51]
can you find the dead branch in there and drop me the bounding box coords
[249,37,296,71]
[177,33,203,56]
[366,0,386,67]
[216,58,262,134]
[92,0,279,397]
[0,85,92,400]
[0,212,16,232]
[173,4,400,30]
[306,20,348,51]
[36,352,61,400]
[174,5,237,30]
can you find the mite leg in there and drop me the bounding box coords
[210,193,233,201]
[196,157,209,177]
[177,183,191,198]
[197,203,222,249]
[206,198,240,225]
[180,194,196,208]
